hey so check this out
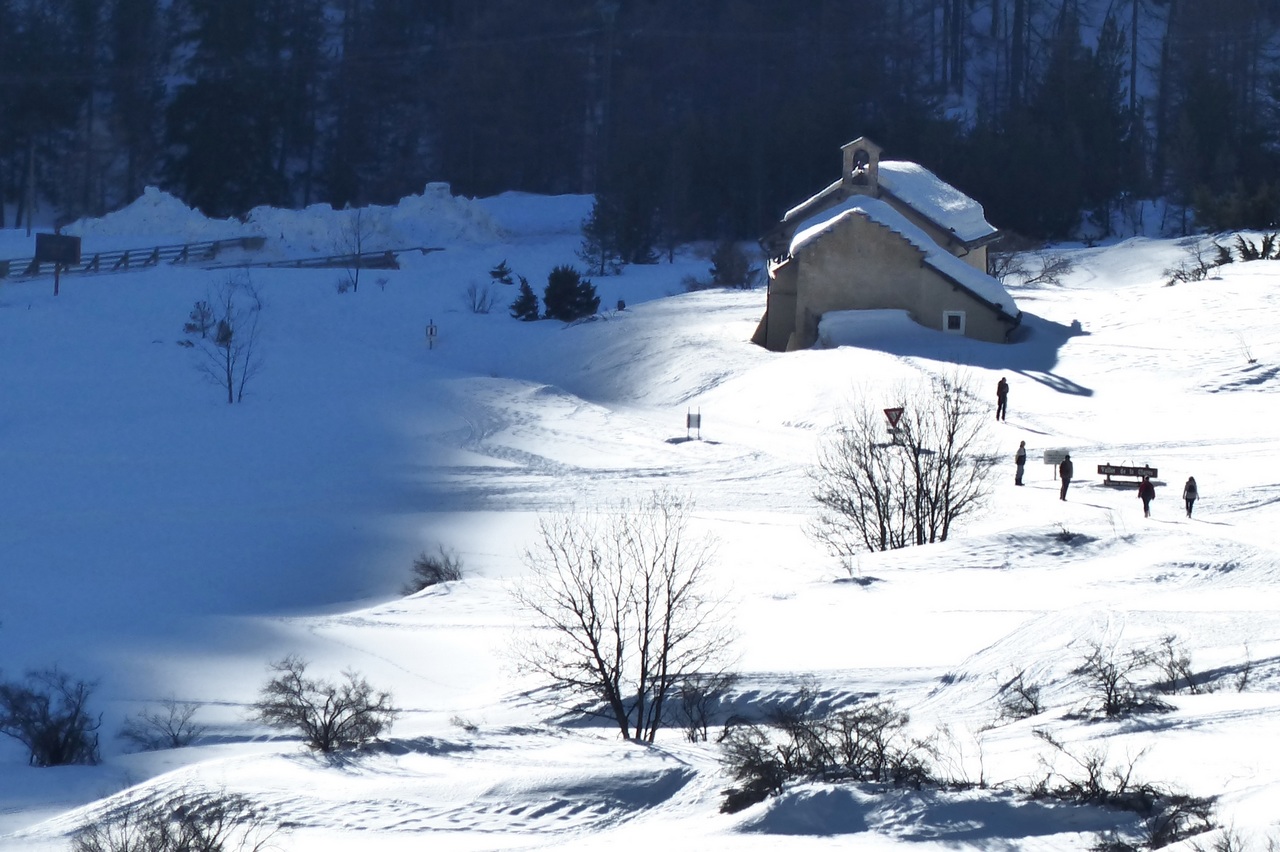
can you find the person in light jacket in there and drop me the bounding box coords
[1182,476,1198,518]
[1015,440,1027,486]
[1138,475,1156,517]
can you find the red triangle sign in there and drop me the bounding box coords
[884,407,904,427]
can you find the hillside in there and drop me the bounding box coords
[2,189,1280,850]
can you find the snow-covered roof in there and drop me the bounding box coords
[782,179,843,223]
[878,160,997,244]
[788,196,1017,316]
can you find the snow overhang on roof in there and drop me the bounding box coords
[781,179,843,224]
[877,161,997,245]
[789,196,1018,319]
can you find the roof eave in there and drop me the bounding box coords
[879,186,998,248]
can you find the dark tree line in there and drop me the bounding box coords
[3,0,1280,240]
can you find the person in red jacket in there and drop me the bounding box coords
[1138,475,1156,517]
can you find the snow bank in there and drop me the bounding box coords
[61,183,504,256]
[65,186,251,243]
[247,182,503,256]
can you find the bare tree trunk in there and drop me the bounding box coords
[1010,0,1027,108]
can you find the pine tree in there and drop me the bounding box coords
[542,265,599,322]
[489,259,516,286]
[578,198,622,277]
[509,276,539,321]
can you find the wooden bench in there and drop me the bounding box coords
[1098,463,1157,485]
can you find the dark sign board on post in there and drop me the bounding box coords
[35,233,82,266]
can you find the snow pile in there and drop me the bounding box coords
[60,183,507,258]
[65,186,252,244]
[247,182,505,257]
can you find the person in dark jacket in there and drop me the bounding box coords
[996,377,1009,421]
[1138,475,1156,517]
[1015,440,1027,485]
[1182,476,1198,517]
[1058,453,1073,500]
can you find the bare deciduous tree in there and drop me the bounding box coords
[0,668,100,767]
[513,490,735,743]
[809,372,997,557]
[336,206,374,293]
[251,655,397,752]
[184,275,264,404]
[119,696,206,751]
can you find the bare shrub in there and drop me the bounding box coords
[1165,239,1222,285]
[0,668,100,766]
[1091,834,1142,852]
[1145,794,1217,848]
[1151,635,1204,695]
[988,232,1042,282]
[1190,826,1273,852]
[718,724,789,813]
[1030,728,1215,846]
[1235,645,1253,692]
[251,655,397,752]
[989,232,1075,288]
[464,281,496,314]
[1031,729,1151,808]
[997,669,1044,720]
[183,299,214,338]
[675,672,739,743]
[1072,640,1173,718]
[449,714,479,734]
[72,787,278,852]
[719,696,932,812]
[1017,251,1076,287]
[119,697,206,751]
[403,545,463,594]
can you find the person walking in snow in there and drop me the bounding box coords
[1014,440,1027,486]
[1058,453,1073,500]
[1138,475,1156,518]
[996,377,1009,421]
[1183,476,1199,518]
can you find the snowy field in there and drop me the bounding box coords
[2,187,1280,850]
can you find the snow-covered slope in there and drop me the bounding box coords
[2,190,1280,850]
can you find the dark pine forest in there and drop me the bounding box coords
[3,0,1279,245]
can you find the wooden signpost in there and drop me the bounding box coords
[35,232,81,296]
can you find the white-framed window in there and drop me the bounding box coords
[943,310,966,334]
